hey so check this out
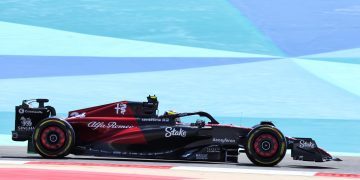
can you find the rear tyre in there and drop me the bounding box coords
[245,125,286,166]
[33,118,75,158]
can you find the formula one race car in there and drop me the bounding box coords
[12,96,340,166]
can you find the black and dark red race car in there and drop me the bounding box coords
[12,96,340,166]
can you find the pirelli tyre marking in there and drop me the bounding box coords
[33,119,74,158]
[245,126,286,166]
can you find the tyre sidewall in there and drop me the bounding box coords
[33,118,74,158]
[245,125,286,166]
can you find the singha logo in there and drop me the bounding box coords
[20,116,32,127]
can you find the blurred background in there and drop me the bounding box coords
[0,0,359,153]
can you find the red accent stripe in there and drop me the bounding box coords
[315,172,360,178]
[0,168,181,180]
[68,117,137,121]
[25,161,173,169]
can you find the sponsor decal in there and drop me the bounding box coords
[141,118,170,122]
[87,121,134,130]
[18,108,25,114]
[18,109,43,114]
[165,127,187,138]
[69,112,79,117]
[299,140,316,149]
[20,116,32,127]
[92,149,174,157]
[207,146,221,153]
[115,103,127,115]
[17,116,34,131]
[212,138,236,144]
[70,112,86,118]
[195,154,208,160]
[27,110,42,114]
[100,150,111,154]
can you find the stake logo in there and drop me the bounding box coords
[299,140,316,149]
[165,127,187,138]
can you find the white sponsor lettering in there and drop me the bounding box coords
[115,103,127,115]
[141,118,170,122]
[70,112,86,118]
[87,121,133,130]
[69,112,79,117]
[207,147,220,153]
[19,109,43,114]
[299,140,316,149]
[165,127,187,138]
[196,154,208,160]
[17,126,35,131]
[141,118,161,122]
[212,138,236,143]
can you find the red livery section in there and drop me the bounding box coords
[69,101,135,118]
[12,96,341,167]
[102,127,147,145]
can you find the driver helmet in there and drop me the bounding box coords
[164,110,177,116]
[164,110,180,123]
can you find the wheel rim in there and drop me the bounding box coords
[40,126,66,150]
[253,133,279,157]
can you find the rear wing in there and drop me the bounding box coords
[12,99,56,141]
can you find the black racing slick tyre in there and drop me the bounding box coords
[245,125,287,166]
[33,118,75,158]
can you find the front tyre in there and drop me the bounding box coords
[245,125,286,166]
[33,118,75,158]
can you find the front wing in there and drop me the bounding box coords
[288,137,341,162]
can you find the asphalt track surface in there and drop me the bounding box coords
[0,146,359,175]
